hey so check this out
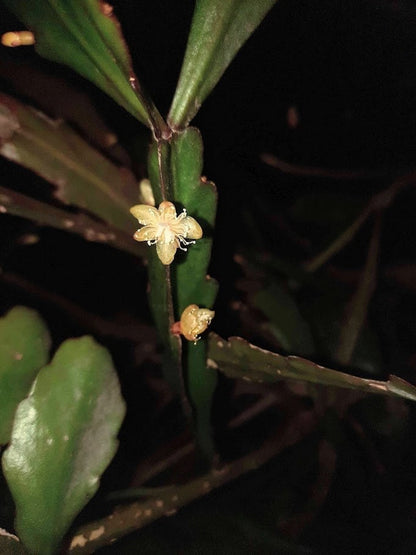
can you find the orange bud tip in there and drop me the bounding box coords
[2,31,35,47]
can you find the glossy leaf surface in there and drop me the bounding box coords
[208,333,416,402]
[0,94,138,235]
[168,0,277,128]
[0,306,51,445]
[2,336,125,554]
[2,0,161,128]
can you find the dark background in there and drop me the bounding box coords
[1,1,416,553]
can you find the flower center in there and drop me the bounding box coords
[157,221,176,244]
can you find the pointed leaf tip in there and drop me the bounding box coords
[168,0,277,128]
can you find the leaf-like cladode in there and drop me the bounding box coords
[170,128,218,313]
[168,0,278,128]
[146,129,218,459]
[2,0,163,129]
[0,306,51,445]
[146,143,184,405]
[208,333,416,403]
[2,336,126,554]
[170,128,218,459]
[0,93,138,235]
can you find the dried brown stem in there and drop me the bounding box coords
[67,410,317,553]
[260,153,392,179]
[304,172,414,273]
[0,270,156,345]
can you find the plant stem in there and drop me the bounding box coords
[260,153,394,179]
[304,204,372,273]
[304,175,413,273]
[0,270,156,345]
[67,409,317,553]
[335,211,383,366]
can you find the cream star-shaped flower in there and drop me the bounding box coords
[130,201,203,265]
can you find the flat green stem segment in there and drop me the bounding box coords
[3,0,165,132]
[208,333,416,403]
[0,94,138,234]
[170,128,218,460]
[2,336,126,555]
[146,129,218,459]
[0,185,144,257]
[0,306,51,445]
[147,141,185,407]
[168,0,277,128]
[170,128,218,313]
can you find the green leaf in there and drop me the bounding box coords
[2,336,126,555]
[168,0,277,128]
[0,306,51,445]
[0,57,131,162]
[208,333,416,403]
[0,93,138,235]
[3,0,164,130]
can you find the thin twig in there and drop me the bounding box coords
[335,211,383,365]
[260,153,394,179]
[304,174,414,273]
[0,270,156,344]
[304,204,372,273]
[67,410,317,553]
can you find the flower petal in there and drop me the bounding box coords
[156,240,178,265]
[158,201,177,221]
[184,216,203,239]
[133,225,157,242]
[130,204,159,225]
